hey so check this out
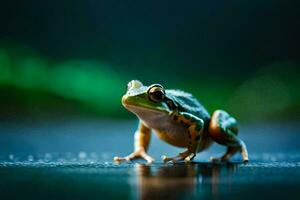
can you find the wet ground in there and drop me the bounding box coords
[0,119,299,200]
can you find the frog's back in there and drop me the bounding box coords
[166,89,211,124]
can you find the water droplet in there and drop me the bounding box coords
[78,151,87,160]
[45,153,52,159]
[28,155,34,162]
[8,154,14,160]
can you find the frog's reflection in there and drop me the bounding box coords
[133,162,237,200]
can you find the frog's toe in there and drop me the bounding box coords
[162,155,171,163]
[209,156,227,162]
[162,150,196,164]
[162,155,189,163]
[113,156,122,162]
[114,150,154,163]
[162,155,177,163]
[184,156,192,163]
[143,155,155,163]
[113,153,138,163]
[139,151,154,163]
[114,156,130,163]
[184,153,195,163]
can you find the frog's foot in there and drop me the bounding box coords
[114,150,154,164]
[209,146,238,162]
[162,150,195,163]
[209,156,229,162]
[210,146,249,163]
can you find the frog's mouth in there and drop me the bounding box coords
[123,103,168,115]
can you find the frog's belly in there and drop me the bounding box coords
[135,109,189,147]
[153,125,189,148]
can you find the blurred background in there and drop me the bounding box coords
[0,1,300,199]
[0,0,299,122]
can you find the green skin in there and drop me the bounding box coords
[114,80,249,163]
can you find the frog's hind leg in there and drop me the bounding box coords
[208,110,249,162]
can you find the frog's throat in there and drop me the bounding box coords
[123,104,170,128]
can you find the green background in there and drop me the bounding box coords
[0,0,299,122]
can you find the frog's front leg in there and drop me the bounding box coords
[114,122,154,163]
[162,112,205,163]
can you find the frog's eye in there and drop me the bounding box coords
[147,84,165,103]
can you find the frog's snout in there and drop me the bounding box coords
[122,95,128,105]
[122,94,131,107]
[122,94,139,108]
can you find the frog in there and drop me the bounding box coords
[114,80,249,164]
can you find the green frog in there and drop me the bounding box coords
[114,80,249,163]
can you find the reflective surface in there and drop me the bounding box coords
[0,119,299,199]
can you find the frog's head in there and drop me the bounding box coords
[122,80,175,118]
